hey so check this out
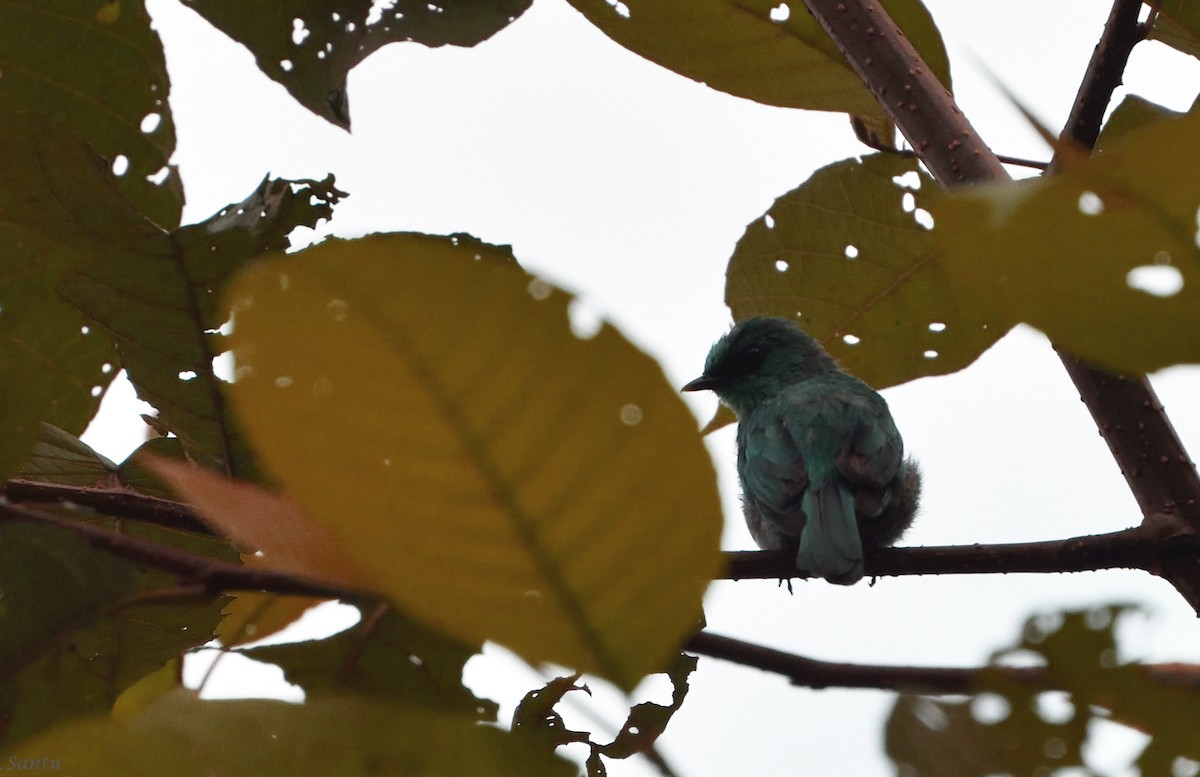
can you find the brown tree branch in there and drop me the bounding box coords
[684,630,1200,695]
[0,499,360,601]
[3,479,213,535]
[1050,0,1200,609]
[6,480,1192,596]
[723,513,1196,580]
[801,0,1200,612]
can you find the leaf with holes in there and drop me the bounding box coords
[225,232,724,690]
[885,605,1200,776]
[188,0,533,128]
[566,0,950,125]
[0,114,122,480]
[932,109,1200,373]
[22,690,574,777]
[57,176,344,480]
[727,154,1005,389]
[0,0,182,226]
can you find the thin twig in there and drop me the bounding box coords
[685,630,1200,695]
[855,129,1047,171]
[3,479,213,535]
[0,500,364,601]
[723,514,1194,580]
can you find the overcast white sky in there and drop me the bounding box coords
[80,1,1200,774]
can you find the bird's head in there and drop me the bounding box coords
[682,316,839,416]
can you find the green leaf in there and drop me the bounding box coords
[1151,0,1200,61]
[0,516,233,746]
[18,424,118,487]
[225,232,724,690]
[21,690,575,777]
[0,114,122,480]
[188,0,533,128]
[932,109,1200,373]
[565,0,950,124]
[58,176,345,479]
[0,0,182,227]
[1097,95,1184,150]
[726,154,1005,389]
[885,605,1200,776]
[244,606,497,718]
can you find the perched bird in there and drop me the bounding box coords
[683,316,920,584]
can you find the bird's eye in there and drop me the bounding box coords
[744,347,763,358]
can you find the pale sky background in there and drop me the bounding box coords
[79,1,1200,775]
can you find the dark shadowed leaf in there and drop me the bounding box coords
[565,0,950,126]
[0,519,229,746]
[22,690,574,777]
[246,605,497,718]
[226,232,724,690]
[17,424,118,487]
[0,0,182,226]
[1151,1,1200,60]
[727,154,1004,390]
[0,115,123,480]
[188,0,532,127]
[56,176,345,480]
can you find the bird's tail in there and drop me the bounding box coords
[797,481,864,585]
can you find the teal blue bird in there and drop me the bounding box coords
[683,316,920,585]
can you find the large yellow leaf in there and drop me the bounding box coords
[24,691,573,776]
[932,110,1200,373]
[566,0,951,124]
[225,233,722,690]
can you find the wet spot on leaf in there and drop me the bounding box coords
[526,279,551,301]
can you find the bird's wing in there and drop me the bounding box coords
[737,407,810,538]
[782,377,896,584]
[832,375,904,506]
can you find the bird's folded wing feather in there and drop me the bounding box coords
[738,409,809,537]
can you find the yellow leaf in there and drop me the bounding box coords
[932,110,1200,373]
[224,233,724,690]
[565,0,951,124]
[215,593,326,647]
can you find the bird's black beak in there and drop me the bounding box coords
[682,374,721,392]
